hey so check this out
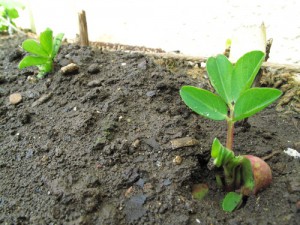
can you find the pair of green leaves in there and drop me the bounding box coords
[18,28,64,78]
[180,51,282,122]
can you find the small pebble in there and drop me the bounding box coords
[163,179,172,186]
[173,155,183,165]
[187,61,196,67]
[284,148,300,158]
[170,137,199,149]
[87,63,100,74]
[27,76,38,84]
[41,155,49,162]
[60,63,79,75]
[146,90,156,97]
[124,186,133,198]
[9,93,22,105]
[132,139,140,148]
[262,132,272,140]
[87,79,102,87]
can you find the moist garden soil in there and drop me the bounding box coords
[0,35,299,225]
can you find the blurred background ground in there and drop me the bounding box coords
[16,0,300,64]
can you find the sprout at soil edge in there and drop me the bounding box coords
[180,50,282,212]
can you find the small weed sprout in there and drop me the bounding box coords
[0,0,24,34]
[18,28,64,79]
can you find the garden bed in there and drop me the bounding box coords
[0,35,299,225]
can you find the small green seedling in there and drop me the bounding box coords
[18,28,64,78]
[0,0,24,34]
[180,50,282,212]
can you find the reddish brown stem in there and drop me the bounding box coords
[226,107,235,151]
[226,121,234,150]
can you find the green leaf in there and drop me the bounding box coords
[21,39,49,58]
[192,183,209,200]
[234,88,282,121]
[39,28,53,56]
[211,138,222,159]
[211,138,234,167]
[18,56,49,69]
[206,54,233,103]
[222,192,243,212]
[180,86,228,121]
[231,51,265,101]
[5,8,18,19]
[52,33,64,58]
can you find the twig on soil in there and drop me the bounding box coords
[261,151,281,161]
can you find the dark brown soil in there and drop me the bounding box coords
[0,35,299,225]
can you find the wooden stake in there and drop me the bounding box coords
[78,10,89,46]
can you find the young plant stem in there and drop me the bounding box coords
[226,106,235,151]
[0,17,26,35]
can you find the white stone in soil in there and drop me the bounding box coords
[9,93,22,105]
[284,148,300,159]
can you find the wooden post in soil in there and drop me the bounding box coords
[78,10,89,46]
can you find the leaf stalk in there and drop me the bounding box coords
[226,104,235,151]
